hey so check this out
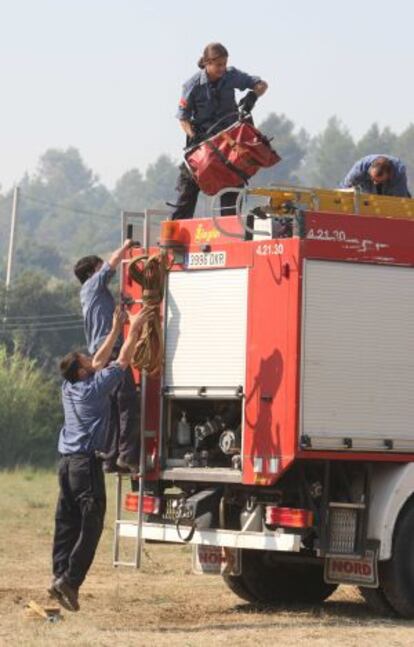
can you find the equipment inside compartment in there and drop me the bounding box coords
[165,399,242,469]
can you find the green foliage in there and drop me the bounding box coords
[114,168,146,212]
[0,345,61,467]
[115,154,178,212]
[17,149,120,262]
[35,147,96,198]
[395,125,414,194]
[254,113,308,186]
[303,117,356,187]
[0,273,84,371]
[355,124,398,159]
[14,239,67,279]
[145,155,178,207]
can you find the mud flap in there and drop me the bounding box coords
[324,545,379,588]
[192,545,241,576]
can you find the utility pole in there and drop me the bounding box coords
[2,186,20,330]
[5,186,20,289]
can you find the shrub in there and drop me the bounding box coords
[0,345,61,467]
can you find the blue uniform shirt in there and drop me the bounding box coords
[341,155,411,197]
[58,363,124,455]
[80,261,122,355]
[176,66,261,134]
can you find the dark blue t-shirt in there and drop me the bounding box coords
[58,363,124,455]
[176,66,261,134]
[80,261,122,355]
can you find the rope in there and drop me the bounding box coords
[127,252,171,375]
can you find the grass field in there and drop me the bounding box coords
[1,469,413,646]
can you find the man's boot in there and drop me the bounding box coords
[52,576,80,612]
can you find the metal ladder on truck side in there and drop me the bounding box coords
[113,208,169,568]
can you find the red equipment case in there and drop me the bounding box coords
[185,121,280,195]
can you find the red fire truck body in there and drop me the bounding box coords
[117,201,414,617]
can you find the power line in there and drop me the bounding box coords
[2,319,83,329]
[5,312,82,321]
[1,323,84,333]
[21,193,118,221]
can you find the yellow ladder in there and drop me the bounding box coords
[248,186,414,220]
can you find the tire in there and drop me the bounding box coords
[376,500,414,618]
[223,549,337,605]
[223,572,258,603]
[359,586,396,616]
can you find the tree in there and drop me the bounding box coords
[0,345,61,467]
[34,147,97,200]
[114,168,146,212]
[0,273,84,371]
[302,117,356,188]
[14,240,67,278]
[145,155,178,207]
[395,125,414,195]
[253,113,308,186]
[356,124,397,159]
[10,148,120,275]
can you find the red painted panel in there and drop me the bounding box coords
[162,216,245,247]
[243,238,301,485]
[304,212,414,266]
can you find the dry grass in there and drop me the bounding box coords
[0,469,413,646]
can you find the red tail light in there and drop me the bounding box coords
[265,506,313,528]
[124,493,160,515]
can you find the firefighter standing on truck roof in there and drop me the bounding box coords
[49,308,150,612]
[341,154,411,197]
[73,240,140,474]
[171,42,268,220]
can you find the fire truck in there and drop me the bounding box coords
[114,186,414,618]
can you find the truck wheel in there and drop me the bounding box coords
[223,549,336,605]
[377,500,414,618]
[222,572,258,603]
[359,586,395,616]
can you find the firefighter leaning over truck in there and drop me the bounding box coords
[341,154,411,198]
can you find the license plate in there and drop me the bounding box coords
[192,545,241,575]
[186,251,227,269]
[324,549,378,587]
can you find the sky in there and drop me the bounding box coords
[0,0,413,191]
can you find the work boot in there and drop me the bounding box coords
[53,576,80,612]
[47,575,60,599]
[116,456,140,474]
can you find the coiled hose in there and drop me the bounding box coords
[127,252,171,375]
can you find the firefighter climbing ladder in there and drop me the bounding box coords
[113,208,168,569]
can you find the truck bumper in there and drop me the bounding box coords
[119,521,302,551]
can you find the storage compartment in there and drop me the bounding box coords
[164,268,248,389]
[300,260,414,451]
[163,398,242,470]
